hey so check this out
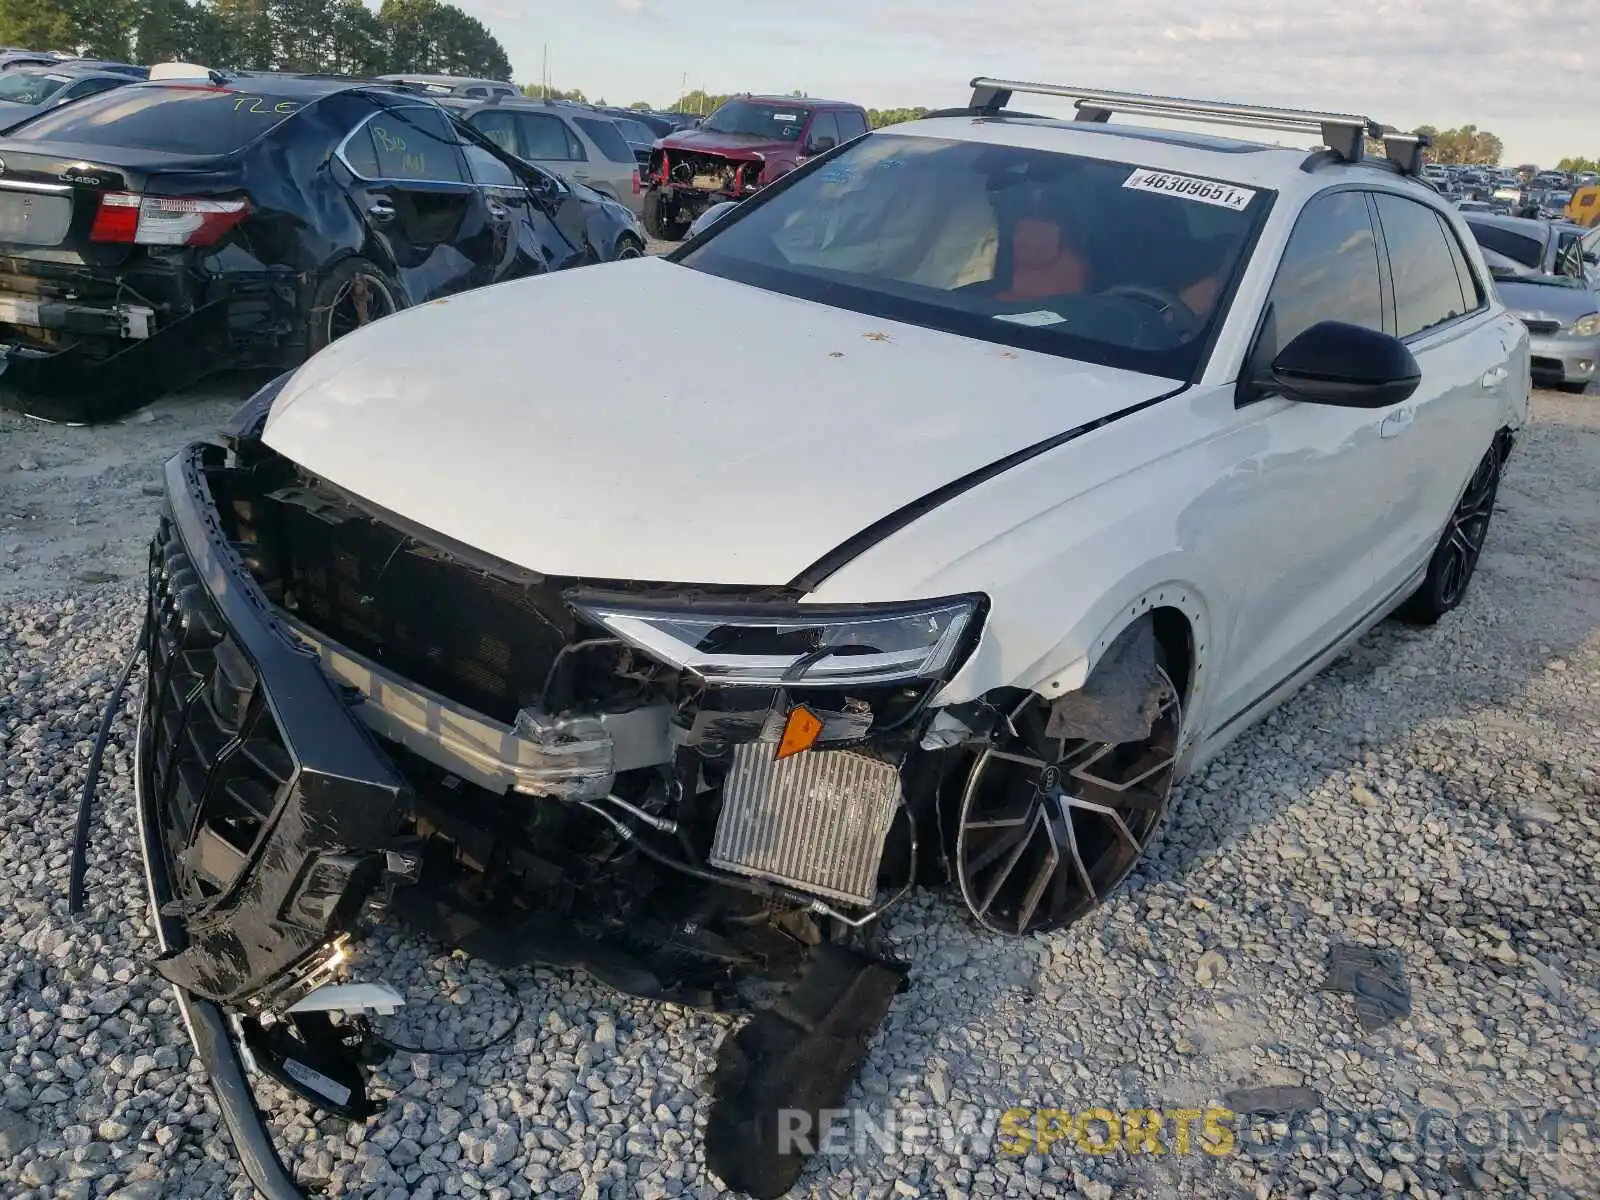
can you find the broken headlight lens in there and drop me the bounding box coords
[569,594,983,687]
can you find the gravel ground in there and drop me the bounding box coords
[0,390,1596,1200]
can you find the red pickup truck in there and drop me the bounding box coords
[642,94,869,239]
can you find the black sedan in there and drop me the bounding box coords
[0,71,644,423]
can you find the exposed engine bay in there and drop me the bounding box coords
[663,149,763,196]
[128,422,1184,1198]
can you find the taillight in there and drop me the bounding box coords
[90,192,251,247]
[632,168,640,195]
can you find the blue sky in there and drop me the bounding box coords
[448,0,1593,165]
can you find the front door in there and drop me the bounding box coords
[1205,189,1396,736]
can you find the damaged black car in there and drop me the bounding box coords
[0,70,643,424]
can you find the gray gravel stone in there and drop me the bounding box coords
[3,390,1599,1200]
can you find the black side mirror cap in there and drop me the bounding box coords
[1267,320,1422,409]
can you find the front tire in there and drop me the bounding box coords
[642,190,690,241]
[614,234,645,260]
[953,667,1182,935]
[1396,441,1503,625]
[307,257,400,358]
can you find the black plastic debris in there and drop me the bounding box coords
[1324,943,1412,1032]
[1221,1084,1325,1117]
[704,943,909,1200]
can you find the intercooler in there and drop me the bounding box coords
[710,745,902,907]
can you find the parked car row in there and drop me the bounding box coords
[1463,212,1600,392]
[0,68,645,424]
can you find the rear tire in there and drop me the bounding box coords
[614,235,645,260]
[307,257,400,357]
[1396,441,1503,625]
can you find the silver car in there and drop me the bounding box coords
[443,97,645,217]
[1463,213,1600,392]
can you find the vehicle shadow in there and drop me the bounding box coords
[793,396,1600,1198]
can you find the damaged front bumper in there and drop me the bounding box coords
[133,435,981,1197]
[136,446,412,1197]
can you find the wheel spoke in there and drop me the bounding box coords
[955,668,1181,935]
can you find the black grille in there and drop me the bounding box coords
[145,519,295,908]
[1522,318,1561,335]
[268,490,574,723]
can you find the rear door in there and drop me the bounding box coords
[510,110,591,186]
[569,114,641,212]
[1369,192,1518,593]
[337,102,501,300]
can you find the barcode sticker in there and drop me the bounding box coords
[1123,169,1256,211]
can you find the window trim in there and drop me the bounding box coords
[1371,189,1490,343]
[1236,183,1387,408]
[335,103,473,187]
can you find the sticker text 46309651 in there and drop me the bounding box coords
[1122,169,1256,211]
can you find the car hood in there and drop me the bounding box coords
[262,257,1179,586]
[659,129,788,159]
[1494,279,1598,324]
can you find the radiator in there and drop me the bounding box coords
[710,745,901,907]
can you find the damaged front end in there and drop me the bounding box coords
[644,147,765,234]
[135,426,991,1197]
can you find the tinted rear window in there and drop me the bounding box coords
[7,84,305,154]
[573,116,634,163]
[1464,220,1543,269]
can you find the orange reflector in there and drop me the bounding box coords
[775,705,824,760]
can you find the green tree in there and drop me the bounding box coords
[522,84,586,102]
[0,0,78,50]
[379,0,511,80]
[1558,156,1599,173]
[867,107,929,129]
[668,89,732,116]
[209,0,274,68]
[626,99,652,110]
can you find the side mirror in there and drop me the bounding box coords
[1267,321,1421,409]
[805,135,837,156]
[1584,250,1599,266]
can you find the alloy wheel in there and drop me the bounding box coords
[955,671,1181,935]
[326,272,397,346]
[1438,448,1500,609]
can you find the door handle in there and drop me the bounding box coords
[1481,365,1508,388]
[1379,406,1415,439]
[366,200,397,224]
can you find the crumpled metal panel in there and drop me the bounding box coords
[710,746,900,907]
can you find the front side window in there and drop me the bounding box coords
[1255,190,1383,361]
[345,105,467,183]
[837,109,869,140]
[0,71,68,106]
[806,111,840,152]
[681,133,1269,378]
[701,99,811,142]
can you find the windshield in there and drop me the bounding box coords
[679,133,1269,378]
[701,99,811,141]
[1466,221,1544,269]
[0,71,66,105]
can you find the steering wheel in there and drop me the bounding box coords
[1101,283,1203,338]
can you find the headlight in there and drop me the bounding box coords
[1569,313,1600,336]
[569,594,983,687]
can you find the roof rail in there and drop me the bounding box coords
[966,77,1430,175]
